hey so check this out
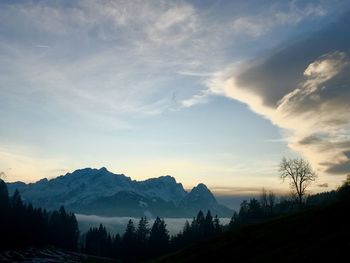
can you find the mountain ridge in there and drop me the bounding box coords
[7,167,232,218]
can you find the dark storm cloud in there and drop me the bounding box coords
[298,135,324,145]
[317,183,328,188]
[218,12,350,176]
[235,13,350,108]
[344,151,350,159]
[326,160,350,175]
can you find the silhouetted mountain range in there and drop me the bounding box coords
[7,168,232,217]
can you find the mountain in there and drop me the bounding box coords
[7,168,232,217]
[179,183,228,216]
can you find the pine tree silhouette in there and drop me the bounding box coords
[0,182,79,252]
[136,216,150,259]
[205,210,214,235]
[149,217,169,256]
[121,219,137,260]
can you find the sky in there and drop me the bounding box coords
[1,0,350,195]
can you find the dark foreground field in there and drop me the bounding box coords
[0,247,118,263]
[151,201,350,263]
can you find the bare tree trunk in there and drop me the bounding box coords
[298,194,303,207]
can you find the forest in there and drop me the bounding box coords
[1,175,349,262]
[0,180,79,251]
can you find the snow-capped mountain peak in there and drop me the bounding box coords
[7,168,232,217]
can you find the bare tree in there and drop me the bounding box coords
[279,157,317,206]
[260,188,276,214]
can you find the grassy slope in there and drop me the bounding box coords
[151,202,350,263]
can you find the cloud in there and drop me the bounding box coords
[147,5,198,45]
[211,186,284,196]
[34,44,50,48]
[207,14,350,176]
[317,183,329,188]
[324,161,350,175]
[264,139,286,143]
[231,1,326,37]
[181,90,211,108]
[1,0,348,184]
[0,1,207,126]
[298,135,324,145]
[0,0,334,127]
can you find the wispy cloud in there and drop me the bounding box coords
[34,44,50,48]
[1,0,347,183]
[0,0,332,126]
[181,90,211,108]
[231,1,326,37]
[264,138,292,143]
[0,1,205,124]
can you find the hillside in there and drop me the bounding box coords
[152,201,350,263]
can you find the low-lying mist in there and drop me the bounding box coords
[76,214,231,236]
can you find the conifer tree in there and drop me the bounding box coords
[136,216,149,258]
[195,210,205,237]
[149,217,169,255]
[11,189,23,209]
[204,210,214,236]
[0,179,9,209]
[213,215,221,234]
[137,216,149,243]
[229,211,238,229]
[112,234,121,259]
[121,219,137,259]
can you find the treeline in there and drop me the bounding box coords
[228,196,320,228]
[227,196,289,227]
[0,179,79,251]
[84,217,169,261]
[228,176,350,228]
[307,176,350,206]
[171,210,222,250]
[83,210,223,262]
